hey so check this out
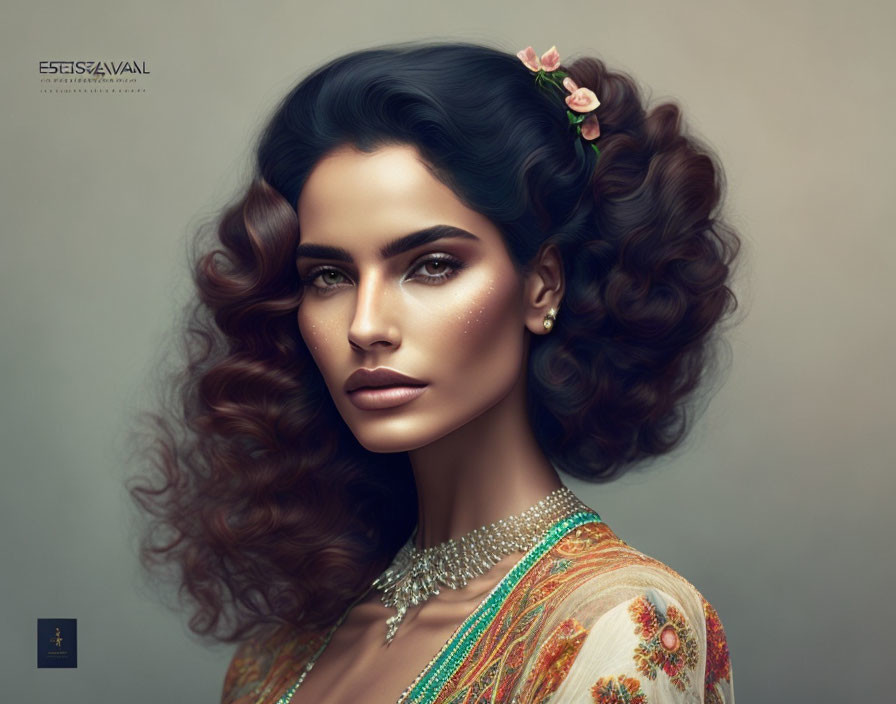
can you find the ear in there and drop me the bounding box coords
[523,243,565,335]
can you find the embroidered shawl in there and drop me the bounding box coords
[222,514,734,703]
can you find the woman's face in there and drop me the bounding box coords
[295,144,530,453]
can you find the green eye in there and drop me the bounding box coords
[304,267,351,291]
[319,270,346,285]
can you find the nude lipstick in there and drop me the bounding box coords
[344,368,427,411]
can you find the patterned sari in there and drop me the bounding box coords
[222,513,734,703]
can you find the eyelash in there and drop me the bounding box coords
[301,254,464,293]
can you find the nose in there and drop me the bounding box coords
[347,271,401,352]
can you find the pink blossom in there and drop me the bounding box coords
[581,114,601,140]
[565,86,600,113]
[562,76,601,113]
[516,45,562,72]
[540,46,561,72]
[562,76,579,92]
[517,46,541,72]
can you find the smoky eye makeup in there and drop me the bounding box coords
[300,252,467,293]
[404,253,466,284]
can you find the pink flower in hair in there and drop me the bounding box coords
[540,46,561,71]
[517,46,540,72]
[517,45,602,153]
[562,76,600,113]
[516,45,561,72]
[581,114,601,140]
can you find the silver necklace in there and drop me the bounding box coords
[371,486,587,643]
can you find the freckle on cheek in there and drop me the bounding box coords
[302,322,325,353]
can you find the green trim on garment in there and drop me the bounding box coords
[403,510,602,704]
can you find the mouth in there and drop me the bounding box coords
[344,368,428,411]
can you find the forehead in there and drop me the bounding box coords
[296,144,499,248]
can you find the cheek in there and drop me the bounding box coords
[297,307,341,377]
[298,317,322,353]
[427,274,525,379]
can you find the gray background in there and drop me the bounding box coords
[2,0,893,702]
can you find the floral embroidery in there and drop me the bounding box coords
[550,558,572,574]
[520,618,589,704]
[628,593,698,691]
[702,598,732,704]
[590,675,647,704]
[221,626,324,704]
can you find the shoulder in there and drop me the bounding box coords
[538,520,726,627]
[521,520,734,702]
[221,624,323,704]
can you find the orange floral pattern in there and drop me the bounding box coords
[519,618,589,703]
[591,675,648,704]
[628,594,699,691]
[221,626,324,703]
[703,598,732,704]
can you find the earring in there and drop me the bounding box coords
[543,307,558,331]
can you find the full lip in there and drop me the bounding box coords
[344,367,428,411]
[344,367,427,393]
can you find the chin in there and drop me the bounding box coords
[356,436,421,454]
[340,410,471,455]
[348,422,437,454]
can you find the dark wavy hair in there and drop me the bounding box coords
[129,41,741,643]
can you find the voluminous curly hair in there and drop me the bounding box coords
[129,42,740,642]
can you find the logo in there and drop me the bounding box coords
[39,59,150,94]
[37,619,77,668]
[39,60,150,76]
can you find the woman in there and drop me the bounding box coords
[131,42,739,703]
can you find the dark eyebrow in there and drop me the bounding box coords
[295,225,479,262]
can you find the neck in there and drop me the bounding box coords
[407,370,563,549]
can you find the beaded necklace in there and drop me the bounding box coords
[373,486,586,643]
[274,489,599,704]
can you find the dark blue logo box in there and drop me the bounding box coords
[37,619,77,668]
